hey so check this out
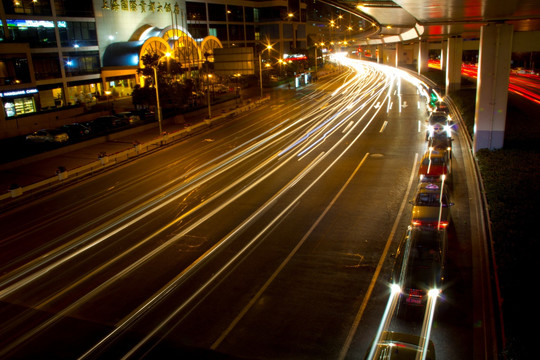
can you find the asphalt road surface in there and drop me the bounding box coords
[0,58,487,359]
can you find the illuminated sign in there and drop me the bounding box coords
[6,19,66,28]
[102,0,180,14]
[0,88,38,97]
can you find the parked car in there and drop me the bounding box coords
[114,111,142,126]
[26,129,69,143]
[213,84,229,94]
[392,227,447,308]
[131,109,155,121]
[89,115,117,133]
[60,123,91,140]
[364,330,436,360]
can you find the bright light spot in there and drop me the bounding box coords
[391,283,401,294]
[428,288,441,298]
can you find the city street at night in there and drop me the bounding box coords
[0,59,486,359]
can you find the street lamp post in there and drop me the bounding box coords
[104,90,111,110]
[207,73,212,118]
[152,66,163,135]
[151,52,171,136]
[259,44,272,98]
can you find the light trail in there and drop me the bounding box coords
[430,60,540,104]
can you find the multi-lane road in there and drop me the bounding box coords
[0,57,492,359]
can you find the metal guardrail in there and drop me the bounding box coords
[0,96,270,204]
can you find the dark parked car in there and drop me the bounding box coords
[131,109,155,121]
[60,123,91,140]
[89,115,117,133]
[392,227,447,308]
[114,111,142,126]
[26,129,69,143]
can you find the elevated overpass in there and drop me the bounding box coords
[318,0,540,151]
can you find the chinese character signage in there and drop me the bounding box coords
[102,0,179,14]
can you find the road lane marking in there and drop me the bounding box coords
[338,152,419,360]
[211,153,371,350]
[379,121,388,133]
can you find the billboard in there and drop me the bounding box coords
[213,47,254,76]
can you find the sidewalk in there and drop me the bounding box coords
[0,85,290,200]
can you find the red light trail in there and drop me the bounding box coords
[428,60,540,105]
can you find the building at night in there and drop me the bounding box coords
[0,0,306,139]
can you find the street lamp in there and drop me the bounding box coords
[104,90,111,110]
[151,52,171,136]
[207,73,213,118]
[259,44,272,98]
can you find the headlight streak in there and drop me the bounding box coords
[365,284,402,360]
[294,89,383,159]
[279,68,390,158]
[416,289,440,360]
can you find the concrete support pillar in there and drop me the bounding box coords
[446,36,463,93]
[376,45,382,63]
[417,39,428,74]
[440,41,447,71]
[473,23,513,152]
[395,42,401,67]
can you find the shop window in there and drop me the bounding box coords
[3,96,36,117]
[66,82,101,106]
[37,85,64,109]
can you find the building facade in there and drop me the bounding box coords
[0,0,306,139]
